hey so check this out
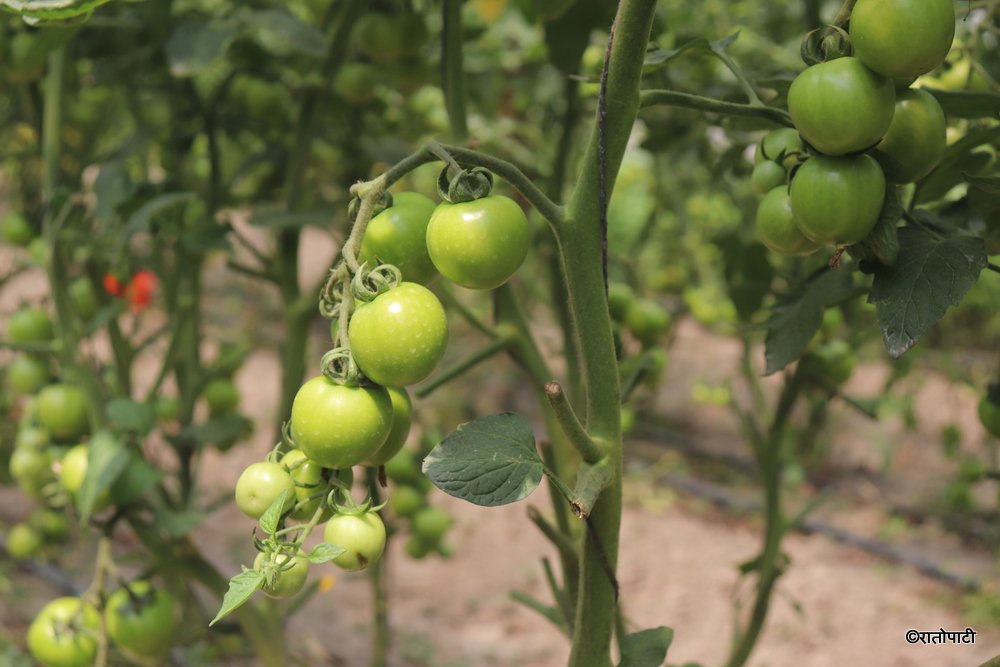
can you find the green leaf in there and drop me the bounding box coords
[165,18,237,78]
[543,0,616,73]
[152,507,204,537]
[258,489,290,536]
[715,234,774,321]
[763,268,856,375]
[916,126,1000,204]
[0,0,110,21]
[210,570,265,627]
[304,542,346,564]
[93,161,134,224]
[510,591,568,633]
[846,187,902,267]
[109,453,163,506]
[247,208,333,230]
[237,8,325,58]
[122,192,196,240]
[618,627,674,667]
[105,398,156,435]
[181,415,253,448]
[79,431,129,520]
[925,88,1000,120]
[422,413,543,507]
[869,223,988,358]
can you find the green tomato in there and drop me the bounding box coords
[349,282,448,386]
[36,384,90,441]
[7,354,50,395]
[607,283,635,322]
[387,484,424,518]
[624,299,671,346]
[154,395,180,422]
[360,192,439,285]
[405,534,432,559]
[979,396,1000,439]
[334,62,378,104]
[801,340,856,385]
[15,426,49,450]
[31,509,70,541]
[391,12,428,57]
[353,14,400,63]
[790,154,885,246]
[364,387,413,466]
[290,375,393,468]
[426,195,530,290]
[871,88,947,183]
[755,186,821,256]
[203,377,240,416]
[750,160,787,194]
[27,597,101,667]
[324,510,387,571]
[234,462,296,519]
[787,57,895,156]
[412,506,451,544]
[0,212,35,246]
[383,448,422,485]
[6,522,42,560]
[9,446,53,494]
[850,0,955,79]
[280,449,329,521]
[254,551,310,598]
[104,582,176,657]
[68,278,97,322]
[59,444,112,513]
[754,128,805,168]
[7,306,55,343]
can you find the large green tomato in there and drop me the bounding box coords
[348,282,448,386]
[426,195,530,290]
[234,462,296,519]
[7,354,50,395]
[7,306,55,343]
[755,186,820,256]
[850,0,955,79]
[27,597,101,667]
[254,551,310,598]
[871,88,946,183]
[36,384,90,441]
[364,387,413,466]
[787,57,895,156]
[360,192,438,284]
[280,449,329,520]
[790,154,886,246]
[290,375,393,468]
[104,581,176,657]
[324,511,387,571]
[754,128,805,168]
[979,396,1000,439]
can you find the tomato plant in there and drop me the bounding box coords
[425,195,530,290]
[324,510,387,571]
[789,154,886,245]
[104,582,177,657]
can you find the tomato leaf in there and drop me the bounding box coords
[422,413,543,507]
[258,489,291,537]
[236,8,325,58]
[165,18,237,78]
[869,221,987,358]
[925,88,1000,120]
[210,570,265,627]
[79,431,129,521]
[304,542,346,564]
[109,453,163,506]
[105,398,156,435]
[0,0,110,22]
[846,187,902,267]
[763,267,856,375]
[715,233,773,322]
[618,626,674,667]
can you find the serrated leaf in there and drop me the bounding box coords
[763,268,856,375]
[847,188,902,267]
[305,542,346,564]
[237,8,325,57]
[105,398,156,435]
[422,413,543,507]
[210,570,264,627]
[165,18,237,78]
[618,627,674,667]
[258,489,290,536]
[79,431,128,520]
[869,224,987,358]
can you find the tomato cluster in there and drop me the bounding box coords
[384,446,455,559]
[753,0,953,256]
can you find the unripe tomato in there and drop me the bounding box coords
[154,395,180,422]
[68,278,97,321]
[349,283,448,386]
[253,551,310,598]
[383,448,422,485]
[290,376,393,468]
[9,446,52,495]
[979,396,1000,439]
[7,306,55,343]
[36,384,90,441]
[280,449,329,521]
[607,283,635,322]
[27,597,101,667]
[750,161,786,194]
[387,485,424,518]
[7,354,50,395]
[872,88,946,183]
[392,12,428,57]
[324,510,387,571]
[787,57,895,156]
[6,522,42,560]
[353,13,399,63]
[104,582,176,657]
[203,377,240,416]
[790,154,885,246]
[754,128,804,168]
[412,506,451,544]
[850,0,955,79]
[59,444,112,513]
[334,63,377,104]
[405,534,432,559]
[0,212,35,246]
[234,462,296,519]
[800,339,856,385]
[755,186,820,256]
[624,299,670,346]
[364,387,413,466]
[426,195,530,290]
[360,192,439,284]
[31,509,70,540]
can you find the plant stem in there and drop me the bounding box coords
[441,0,468,141]
[640,90,793,126]
[367,468,389,667]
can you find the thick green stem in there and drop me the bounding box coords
[441,0,468,141]
[559,2,657,664]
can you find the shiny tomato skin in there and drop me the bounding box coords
[364,387,413,466]
[324,511,387,571]
[234,462,296,519]
[104,581,177,657]
[787,57,895,156]
[790,154,886,246]
[360,192,438,284]
[850,0,955,79]
[755,186,821,256]
[27,597,101,667]
[872,88,947,183]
